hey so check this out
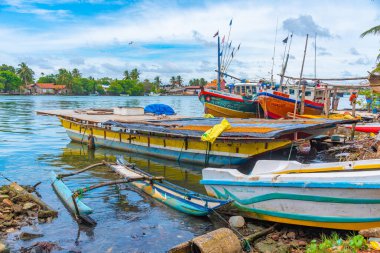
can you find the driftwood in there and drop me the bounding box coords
[243,224,277,243]
[9,182,57,213]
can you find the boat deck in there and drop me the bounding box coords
[36,109,186,123]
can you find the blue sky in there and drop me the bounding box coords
[0,0,379,83]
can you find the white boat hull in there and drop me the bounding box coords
[201,159,380,230]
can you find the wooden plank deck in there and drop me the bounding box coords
[36,109,187,123]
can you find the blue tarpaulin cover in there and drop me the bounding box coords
[144,104,175,115]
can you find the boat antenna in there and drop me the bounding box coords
[221,19,233,72]
[270,18,279,85]
[314,33,317,79]
[279,33,293,88]
[293,34,309,118]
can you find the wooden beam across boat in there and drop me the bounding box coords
[279,74,368,81]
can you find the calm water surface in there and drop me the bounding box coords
[0,95,212,253]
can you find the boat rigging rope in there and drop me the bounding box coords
[204,142,211,167]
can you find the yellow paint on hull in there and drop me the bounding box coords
[275,166,345,174]
[240,211,380,231]
[204,103,257,118]
[59,118,291,158]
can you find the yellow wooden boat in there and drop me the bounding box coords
[39,108,347,167]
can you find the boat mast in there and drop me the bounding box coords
[270,18,278,85]
[217,35,221,91]
[279,34,293,88]
[314,33,317,79]
[299,34,309,115]
[292,34,308,118]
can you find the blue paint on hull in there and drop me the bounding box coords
[67,130,248,167]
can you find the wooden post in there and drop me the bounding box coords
[299,34,309,115]
[323,86,329,116]
[351,99,357,140]
[332,87,338,110]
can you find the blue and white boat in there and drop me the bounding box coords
[201,159,380,230]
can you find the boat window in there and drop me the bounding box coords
[241,86,246,93]
[252,87,257,93]
[305,91,311,96]
[289,89,294,95]
[246,88,251,94]
[235,86,240,94]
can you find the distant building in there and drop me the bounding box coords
[29,83,68,95]
[183,86,201,95]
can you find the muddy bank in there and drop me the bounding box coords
[0,183,57,252]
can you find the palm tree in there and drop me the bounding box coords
[123,70,130,80]
[72,68,81,78]
[361,25,380,62]
[153,76,161,92]
[176,75,183,86]
[170,76,176,88]
[16,62,34,86]
[57,68,73,90]
[361,25,380,38]
[130,68,140,80]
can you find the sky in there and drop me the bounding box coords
[0,0,379,84]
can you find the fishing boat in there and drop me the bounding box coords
[201,159,380,230]
[38,108,348,167]
[51,160,230,224]
[106,159,230,216]
[345,123,380,133]
[256,83,325,119]
[198,83,263,118]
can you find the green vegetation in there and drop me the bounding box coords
[0,63,207,95]
[0,64,23,93]
[361,24,380,71]
[306,233,369,253]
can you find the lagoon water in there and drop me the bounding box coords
[0,95,211,252]
[0,95,354,252]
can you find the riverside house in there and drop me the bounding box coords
[28,83,68,95]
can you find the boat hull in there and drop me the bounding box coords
[61,118,291,167]
[345,123,380,133]
[201,168,380,230]
[199,89,262,118]
[257,92,324,119]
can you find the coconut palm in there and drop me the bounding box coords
[361,25,380,38]
[123,70,130,80]
[170,76,176,88]
[176,75,183,86]
[361,25,380,62]
[130,68,140,80]
[56,68,73,90]
[16,62,34,86]
[72,68,81,78]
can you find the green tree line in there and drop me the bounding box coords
[0,63,208,95]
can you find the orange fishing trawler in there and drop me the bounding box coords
[257,82,325,119]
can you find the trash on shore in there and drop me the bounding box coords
[0,182,57,246]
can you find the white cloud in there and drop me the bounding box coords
[0,0,379,83]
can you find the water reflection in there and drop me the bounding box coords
[0,95,212,252]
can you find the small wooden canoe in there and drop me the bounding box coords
[50,172,93,216]
[105,160,230,216]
